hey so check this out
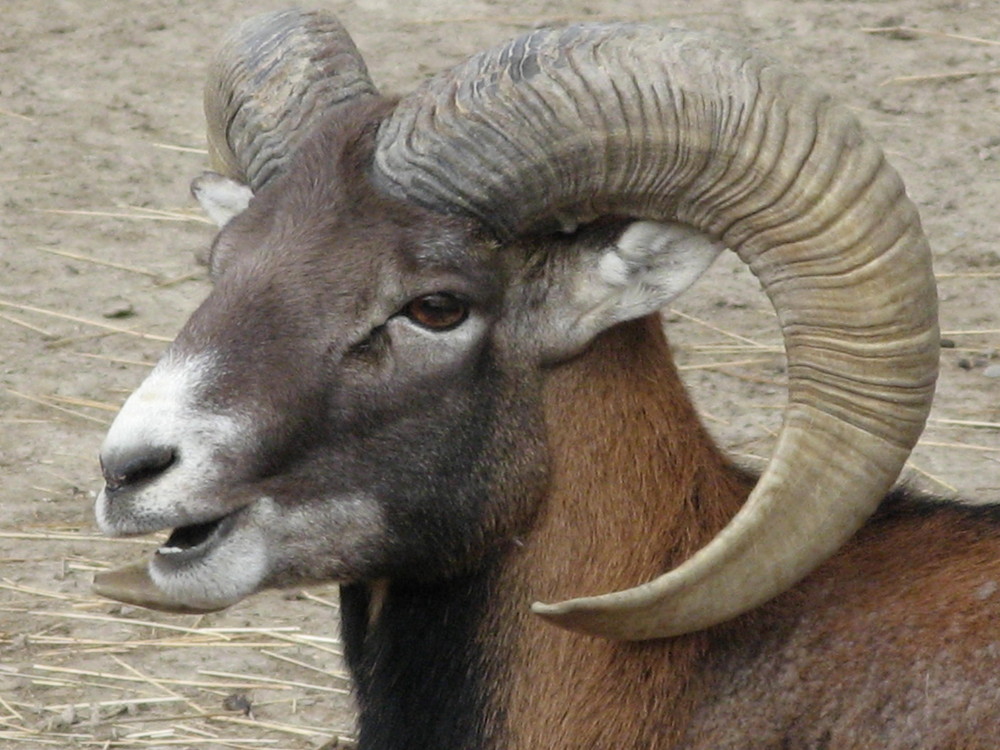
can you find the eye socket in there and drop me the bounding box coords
[403,293,470,331]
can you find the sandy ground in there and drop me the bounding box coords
[1,0,998,747]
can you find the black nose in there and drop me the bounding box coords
[101,446,177,492]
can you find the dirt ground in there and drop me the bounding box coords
[1,0,998,747]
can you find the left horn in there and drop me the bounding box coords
[204,9,377,190]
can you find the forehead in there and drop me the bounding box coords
[193,116,506,347]
[199,160,504,345]
[212,190,492,302]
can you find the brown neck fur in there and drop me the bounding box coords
[489,314,755,748]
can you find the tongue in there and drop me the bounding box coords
[93,560,227,614]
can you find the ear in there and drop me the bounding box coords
[537,221,724,360]
[191,171,254,228]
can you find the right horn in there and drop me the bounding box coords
[373,23,940,640]
[204,8,378,190]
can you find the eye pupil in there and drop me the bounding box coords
[405,293,469,330]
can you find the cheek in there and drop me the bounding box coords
[375,382,548,576]
[261,494,389,585]
[481,378,550,537]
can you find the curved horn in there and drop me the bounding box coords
[204,9,377,190]
[373,24,939,640]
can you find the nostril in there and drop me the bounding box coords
[102,446,177,492]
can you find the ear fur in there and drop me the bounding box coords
[539,221,724,360]
[191,171,254,228]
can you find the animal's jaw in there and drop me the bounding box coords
[93,497,270,613]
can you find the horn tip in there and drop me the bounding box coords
[531,597,666,641]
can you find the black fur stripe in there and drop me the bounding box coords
[341,559,505,749]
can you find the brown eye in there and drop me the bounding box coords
[403,293,469,331]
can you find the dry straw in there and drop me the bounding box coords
[862,25,1000,85]
[0,299,173,342]
[1,569,356,748]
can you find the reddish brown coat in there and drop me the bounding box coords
[487,316,998,749]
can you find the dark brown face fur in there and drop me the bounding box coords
[96,101,550,609]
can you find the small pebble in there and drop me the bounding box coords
[874,16,918,40]
[223,692,254,716]
[102,298,135,319]
[983,364,1000,378]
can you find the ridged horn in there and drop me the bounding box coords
[373,23,940,640]
[204,8,377,191]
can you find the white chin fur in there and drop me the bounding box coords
[149,511,270,609]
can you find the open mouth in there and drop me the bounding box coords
[94,501,264,615]
[154,511,238,565]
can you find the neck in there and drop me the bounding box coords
[341,315,754,749]
[495,315,753,748]
[340,564,504,749]
[526,314,749,596]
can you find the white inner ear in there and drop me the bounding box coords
[546,221,725,358]
[600,221,725,317]
[191,171,254,228]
